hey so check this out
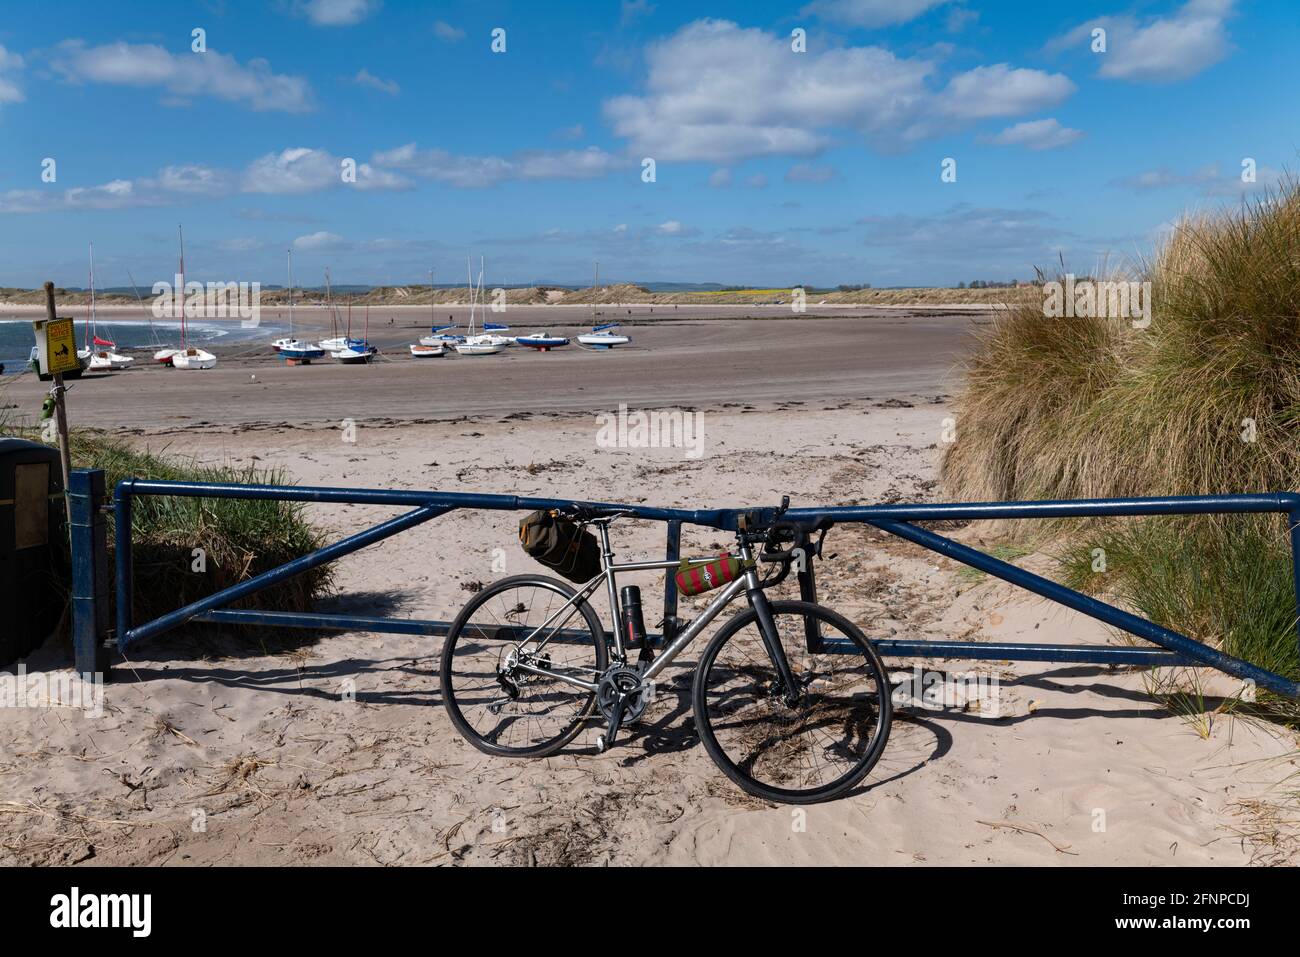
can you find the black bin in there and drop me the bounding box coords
[0,438,66,666]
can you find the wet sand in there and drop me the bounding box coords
[2,307,982,431]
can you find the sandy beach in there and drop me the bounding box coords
[1,368,1296,865]
[2,307,977,429]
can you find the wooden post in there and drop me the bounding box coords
[43,281,73,523]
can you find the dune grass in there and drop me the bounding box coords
[0,407,331,644]
[942,180,1300,713]
[73,433,333,631]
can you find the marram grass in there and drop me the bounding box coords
[942,180,1300,711]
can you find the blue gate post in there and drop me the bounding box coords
[114,481,133,651]
[1291,510,1300,658]
[795,539,825,652]
[68,469,110,680]
[661,520,681,646]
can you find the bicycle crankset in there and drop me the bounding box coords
[594,665,651,752]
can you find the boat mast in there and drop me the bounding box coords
[325,267,336,339]
[178,225,187,348]
[592,260,598,327]
[86,242,95,350]
[128,269,161,348]
[429,263,435,328]
[466,254,475,335]
[287,249,294,338]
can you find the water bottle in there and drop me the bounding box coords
[620,585,647,650]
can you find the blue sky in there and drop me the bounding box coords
[0,0,1292,288]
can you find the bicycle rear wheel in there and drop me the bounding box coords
[440,574,608,757]
[693,600,891,804]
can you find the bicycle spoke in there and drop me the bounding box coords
[699,607,889,800]
[443,577,605,756]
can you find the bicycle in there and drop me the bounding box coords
[439,499,892,804]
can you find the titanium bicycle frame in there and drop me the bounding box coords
[505,522,795,695]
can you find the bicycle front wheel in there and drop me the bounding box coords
[440,574,608,758]
[693,600,892,804]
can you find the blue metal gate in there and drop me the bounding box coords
[68,469,1300,699]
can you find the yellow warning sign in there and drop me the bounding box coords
[45,318,78,375]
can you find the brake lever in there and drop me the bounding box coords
[813,526,830,559]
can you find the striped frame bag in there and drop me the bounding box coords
[674,553,753,596]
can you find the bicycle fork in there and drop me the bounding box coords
[746,579,802,707]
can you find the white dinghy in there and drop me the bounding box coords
[83,243,134,371]
[454,257,505,356]
[171,225,218,371]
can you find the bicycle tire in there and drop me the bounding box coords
[693,600,892,804]
[440,574,609,758]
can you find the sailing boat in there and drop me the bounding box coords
[170,225,218,370]
[317,268,348,352]
[130,269,172,365]
[276,250,325,361]
[576,261,631,349]
[85,243,133,370]
[515,331,569,351]
[272,249,297,352]
[455,256,505,356]
[154,227,185,365]
[331,299,376,363]
[415,265,450,353]
[150,243,184,365]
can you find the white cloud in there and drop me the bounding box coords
[51,40,313,112]
[1,179,159,214]
[217,237,263,252]
[937,64,1075,119]
[147,164,232,195]
[373,143,623,187]
[295,0,381,27]
[0,45,23,105]
[1052,0,1236,82]
[707,168,732,188]
[433,21,466,43]
[785,163,837,183]
[621,0,656,25]
[946,7,979,33]
[0,139,622,216]
[603,19,1074,163]
[354,68,399,95]
[657,220,684,235]
[293,231,346,250]
[0,161,231,214]
[242,147,410,193]
[980,118,1084,151]
[859,204,1069,267]
[1111,162,1280,196]
[802,0,950,28]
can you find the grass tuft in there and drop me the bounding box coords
[1,407,331,647]
[943,179,1300,717]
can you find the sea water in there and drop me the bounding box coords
[0,316,281,374]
